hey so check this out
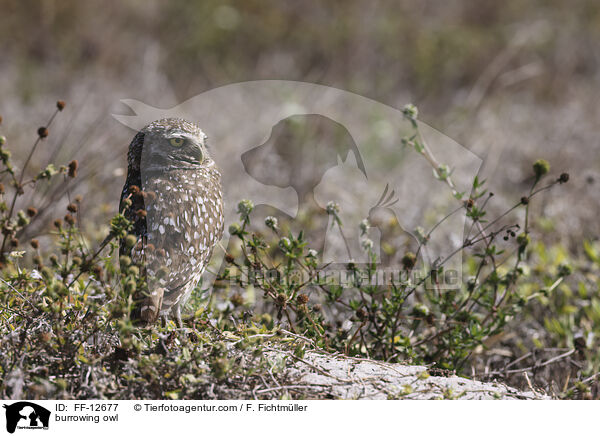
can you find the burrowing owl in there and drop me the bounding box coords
[120,118,224,327]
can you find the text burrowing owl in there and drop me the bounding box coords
[120,118,224,327]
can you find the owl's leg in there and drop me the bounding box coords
[172,304,183,329]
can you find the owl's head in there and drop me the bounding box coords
[130,118,215,173]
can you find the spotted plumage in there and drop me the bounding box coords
[120,118,224,327]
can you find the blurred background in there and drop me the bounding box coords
[1,0,599,395]
[0,0,598,245]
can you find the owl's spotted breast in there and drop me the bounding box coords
[142,167,224,307]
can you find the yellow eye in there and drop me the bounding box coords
[169,137,184,147]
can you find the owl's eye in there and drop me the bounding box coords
[169,137,185,147]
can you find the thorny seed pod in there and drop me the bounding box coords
[67,160,78,178]
[356,308,367,321]
[517,232,530,248]
[124,234,137,248]
[53,219,62,229]
[17,211,29,227]
[265,215,278,230]
[56,100,66,111]
[533,159,550,179]
[74,195,82,203]
[297,294,309,305]
[49,254,59,266]
[521,196,529,205]
[30,239,39,249]
[119,255,132,267]
[558,173,570,184]
[37,127,49,138]
[67,203,78,213]
[276,293,287,307]
[64,214,75,226]
[402,252,417,269]
[26,207,38,217]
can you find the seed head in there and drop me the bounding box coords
[326,201,340,215]
[520,196,529,205]
[265,215,278,230]
[361,238,373,251]
[125,234,137,248]
[67,203,78,213]
[119,255,132,267]
[228,223,241,236]
[237,199,254,220]
[30,239,39,249]
[558,173,569,184]
[26,207,38,217]
[37,127,49,138]
[279,237,291,251]
[64,214,76,226]
[533,159,550,179]
[402,103,419,123]
[276,293,287,307]
[517,232,530,248]
[297,294,309,305]
[557,263,572,277]
[402,252,417,269]
[359,218,370,235]
[356,308,367,321]
[67,160,78,178]
[56,100,66,111]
